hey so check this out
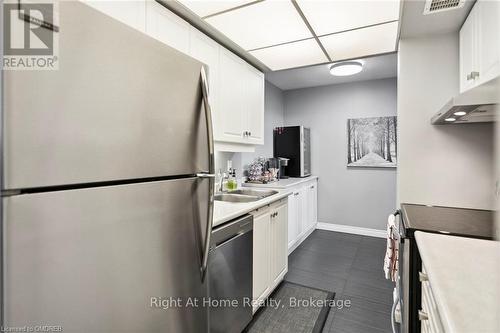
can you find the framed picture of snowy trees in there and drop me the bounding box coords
[347,116,397,168]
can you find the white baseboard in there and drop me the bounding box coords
[316,222,386,238]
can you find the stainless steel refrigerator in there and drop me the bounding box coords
[1,1,214,332]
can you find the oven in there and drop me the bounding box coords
[396,210,422,333]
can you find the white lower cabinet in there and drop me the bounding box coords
[252,209,271,312]
[419,266,444,333]
[287,191,300,249]
[306,181,317,231]
[271,201,288,285]
[288,179,318,254]
[250,198,288,313]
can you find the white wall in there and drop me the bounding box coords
[284,78,398,230]
[398,33,495,210]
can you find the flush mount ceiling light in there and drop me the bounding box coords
[329,61,363,76]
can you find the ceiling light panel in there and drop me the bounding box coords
[320,21,398,61]
[249,39,328,71]
[297,0,400,36]
[177,0,254,18]
[205,1,312,51]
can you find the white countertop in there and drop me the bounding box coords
[213,189,292,227]
[242,176,318,189]
[414,231,500,333]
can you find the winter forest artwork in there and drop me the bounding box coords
[347,116,397,168]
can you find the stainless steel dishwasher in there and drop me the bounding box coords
[208,215,253,333]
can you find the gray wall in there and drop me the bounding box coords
[215,81,284,178]
[398,34,495,210]
[284,78,398,230]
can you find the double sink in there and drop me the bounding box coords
[214,189,278,203]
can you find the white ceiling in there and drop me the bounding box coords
[205,1,312,50]
[297,0,400,36]
[250,38,328,71]
[320,21,399,61]
[176,0,402,71]
[265,53,397,91]
[400,0,474,38]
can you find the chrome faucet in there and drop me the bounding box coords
[217,169,229,193]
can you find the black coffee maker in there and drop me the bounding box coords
[277,157,289,179]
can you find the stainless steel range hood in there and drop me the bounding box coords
[431,78,498,125]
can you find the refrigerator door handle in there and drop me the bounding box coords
[200,66,215,175]
[199,66,215,282]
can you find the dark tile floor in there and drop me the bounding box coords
[284,230,394,333]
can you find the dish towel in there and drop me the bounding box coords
[384,214,399,282]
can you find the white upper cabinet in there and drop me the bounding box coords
[244,67,265,145]
[218,49,265,145]
[87,0,265,149]
[218,49,247,142]
[477,0,500,86]
[189,27,220,127]
[459,0,500,92]
[459,4,477,93]
[145,1,190,54]
[83,0,146,32]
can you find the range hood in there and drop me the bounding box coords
[431,78,498,125]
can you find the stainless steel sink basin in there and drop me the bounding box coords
[228,189,278,198]
[214,189,278,203]
[214,194,260,203]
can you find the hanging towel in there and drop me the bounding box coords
[384,214,399,282]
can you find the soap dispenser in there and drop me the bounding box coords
[227,169,237,191]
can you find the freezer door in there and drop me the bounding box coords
[3,178,210,332]
[3,1,210,189]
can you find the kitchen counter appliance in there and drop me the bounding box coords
[273,126,311,178]
[396,204,494,333]
[1,2,215,332]
[209,215,253,333]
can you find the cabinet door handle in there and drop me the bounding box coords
[467,71,480,81]
[249,131,252,136]
[294,192,299,196]
[310,185,315,189]
[418,310,428,321]
[419,271,428,282]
